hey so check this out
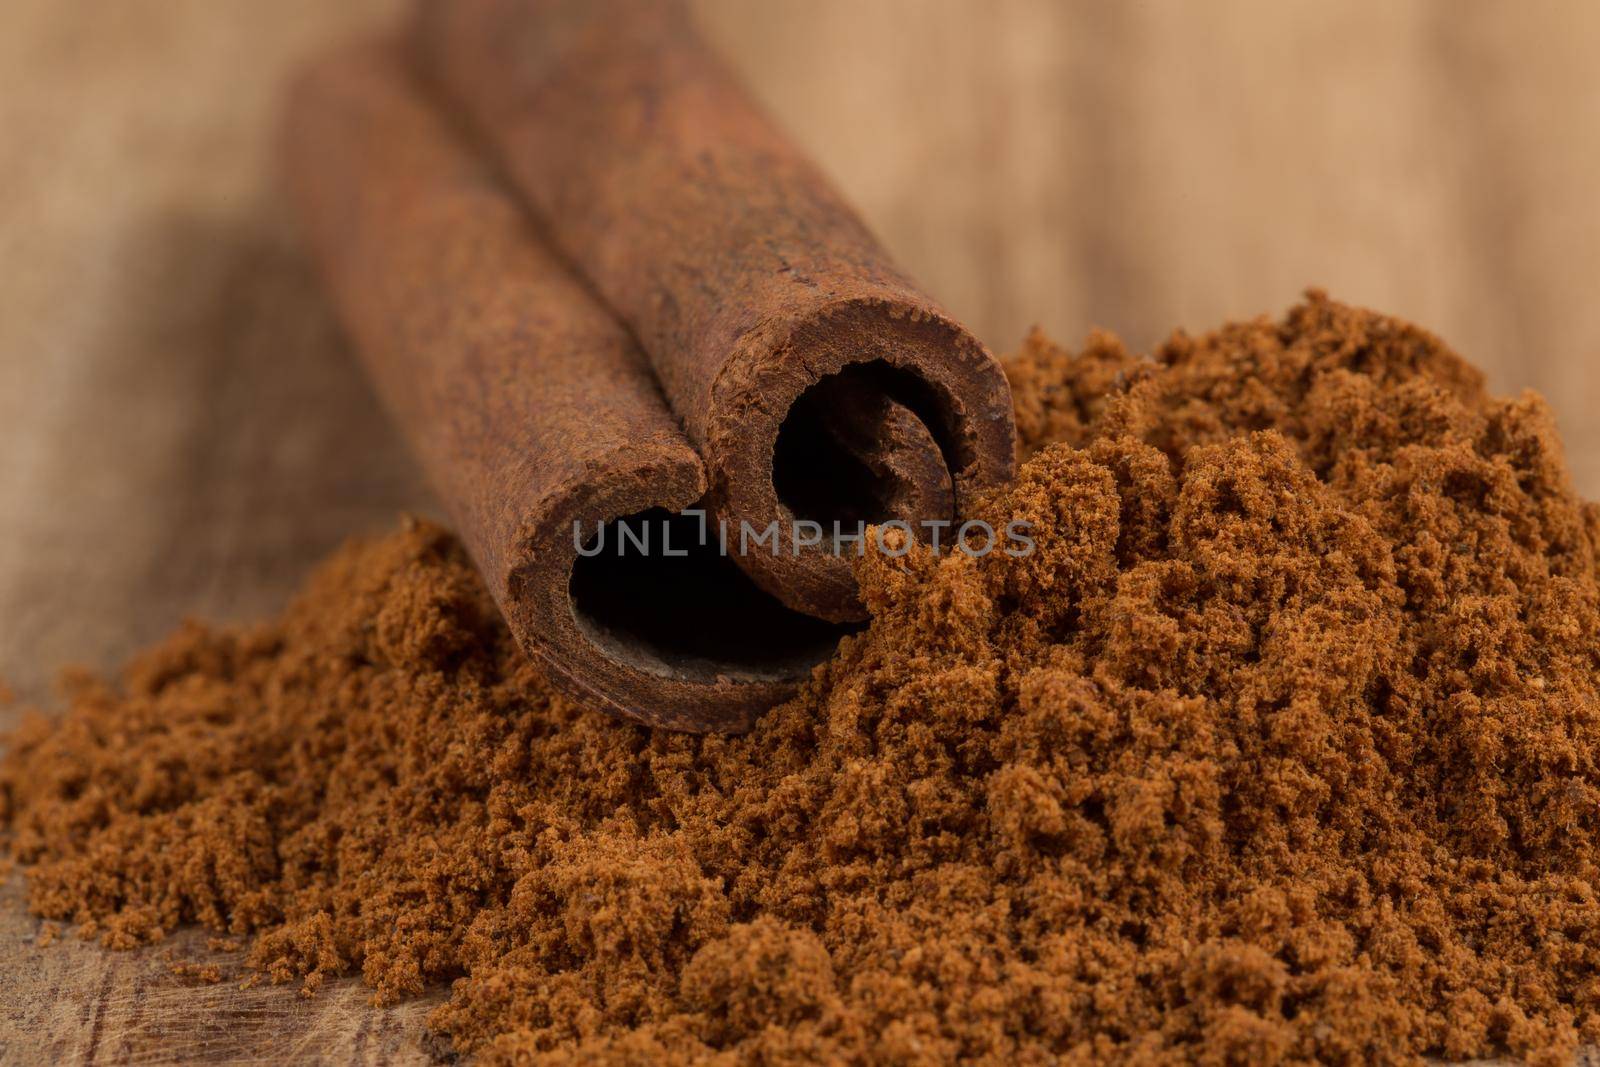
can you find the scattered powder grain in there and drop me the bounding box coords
[4,292,1600,1064]
[168,958,226,985]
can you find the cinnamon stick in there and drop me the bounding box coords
[413,0,1017,622]
[283,40,841,733]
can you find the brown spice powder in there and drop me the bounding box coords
[4,292,1600,1064]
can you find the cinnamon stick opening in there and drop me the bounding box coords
[774,362,957,530]
[567,509,845,682]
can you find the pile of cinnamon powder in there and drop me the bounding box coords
[5,293,1600,1064]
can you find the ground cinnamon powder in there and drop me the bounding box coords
[4,292,1600,1064]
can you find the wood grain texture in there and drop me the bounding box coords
[1,0,1597,1061]
[0,879,444,1065]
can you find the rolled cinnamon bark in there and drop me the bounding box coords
[284,40,843,733]
[414,0,1016,622]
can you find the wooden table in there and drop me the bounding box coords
[2,1,1596,1060]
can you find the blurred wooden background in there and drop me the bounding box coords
[700,0,1600,496]
[0,1,1597,1060]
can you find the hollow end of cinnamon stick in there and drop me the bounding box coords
[703,295,1015,621]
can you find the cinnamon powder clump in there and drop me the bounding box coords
[5,292,1600,1064]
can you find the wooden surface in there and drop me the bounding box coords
[0,882,445,1065]
[1,1,1597,1062]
